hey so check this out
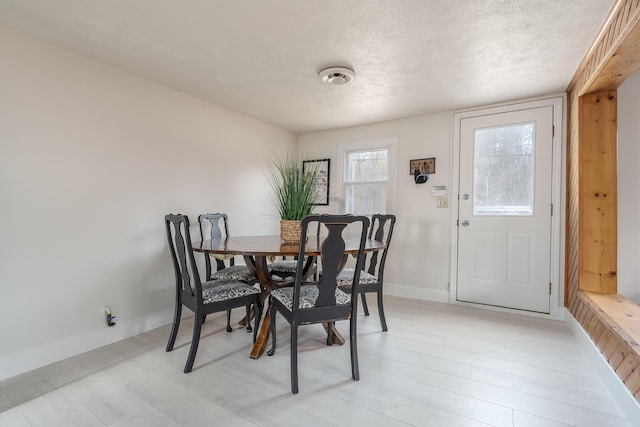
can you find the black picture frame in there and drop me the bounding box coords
[303,159,330,205]
[409,157,436,175]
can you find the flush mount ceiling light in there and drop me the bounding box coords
[318,66,355,85]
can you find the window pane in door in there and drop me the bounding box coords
[473,123,534,216]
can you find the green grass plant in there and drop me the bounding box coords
[265,155,319,220]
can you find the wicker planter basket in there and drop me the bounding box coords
[280,219,301,242]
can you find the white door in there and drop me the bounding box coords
[456,106,554,313]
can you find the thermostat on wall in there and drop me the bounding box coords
[431,185,446,196]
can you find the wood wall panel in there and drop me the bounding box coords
[566,0,640,407]
[588,1,640,92]
[572,293,640,402]
[567,0,640,96]
[566,88,581,310]
[578,91,618,293]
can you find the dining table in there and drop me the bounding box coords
[192,235,386,358]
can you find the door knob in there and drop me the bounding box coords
[461,220,469,227]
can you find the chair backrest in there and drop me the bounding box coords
[165,214,202,308]
[366,214,396,280]
[198,213,233,278]
[293,214,369,313]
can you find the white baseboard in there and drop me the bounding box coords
[0,308,175,381]
[565,308,640,425]
[385,283,450,303]
[451,299,565,320]
[385,285,564,321]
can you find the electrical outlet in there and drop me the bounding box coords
[437,198,448,208]
[103,306,116,326]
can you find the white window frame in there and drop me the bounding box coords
[337,138,398,215]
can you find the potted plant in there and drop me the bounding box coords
[264,154,319,242]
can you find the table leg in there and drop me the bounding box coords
[246,255,282,358]
[250,306,271,359]
[322,322,345,345]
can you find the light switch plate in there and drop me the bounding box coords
[437,198,448,208]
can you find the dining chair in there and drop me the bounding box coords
[337,213,396,331]
[199,213,257,332]
[165,214,262,373]
[266,214,370,393]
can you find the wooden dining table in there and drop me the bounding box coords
[192,235,385,358]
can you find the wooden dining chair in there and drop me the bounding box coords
[198,213,257,332]
[266,214,370,393]
[165,214,262,373]
[337,213,396,331]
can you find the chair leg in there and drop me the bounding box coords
[226,309,232,332]
[166,303,182,352]
[252,298,263,344]
[361,293,370,316]
[350,315,360,381]
[291,323,299,394]
[184,313,203,373]
[377,290,388,332]
[267,300,277,356]
[202,314,207,325]
[245,305,253,333]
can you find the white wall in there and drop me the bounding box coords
[0,24,575,380]
[618,69,640,304]
[0,27,296,380]
[299,113,452,302]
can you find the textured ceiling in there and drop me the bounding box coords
[0,0,614,134]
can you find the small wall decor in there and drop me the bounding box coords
[409,158,435,175]
[303,158,330,205]
[410,158,434,185]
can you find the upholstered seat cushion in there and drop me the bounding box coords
[202,279,260,304]
[336,268,378,287]
[270,259,316,282]
[271,285,350,310]
[210,265,256,283]
[269,259,298,273]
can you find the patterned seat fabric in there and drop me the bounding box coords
[210,265,256,283]
[269,260,298,273]
[336,268,378,287]
[271,285,351,310]
[202,279,260,304]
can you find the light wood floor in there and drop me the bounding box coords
[0,297,631,427]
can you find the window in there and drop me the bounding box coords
[344,146,391,215]
[473,123,535,216]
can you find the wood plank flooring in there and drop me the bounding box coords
[0,297,631,426]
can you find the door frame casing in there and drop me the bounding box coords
[449,95,566,320]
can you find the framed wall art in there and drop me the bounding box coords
[303,158,330,205]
